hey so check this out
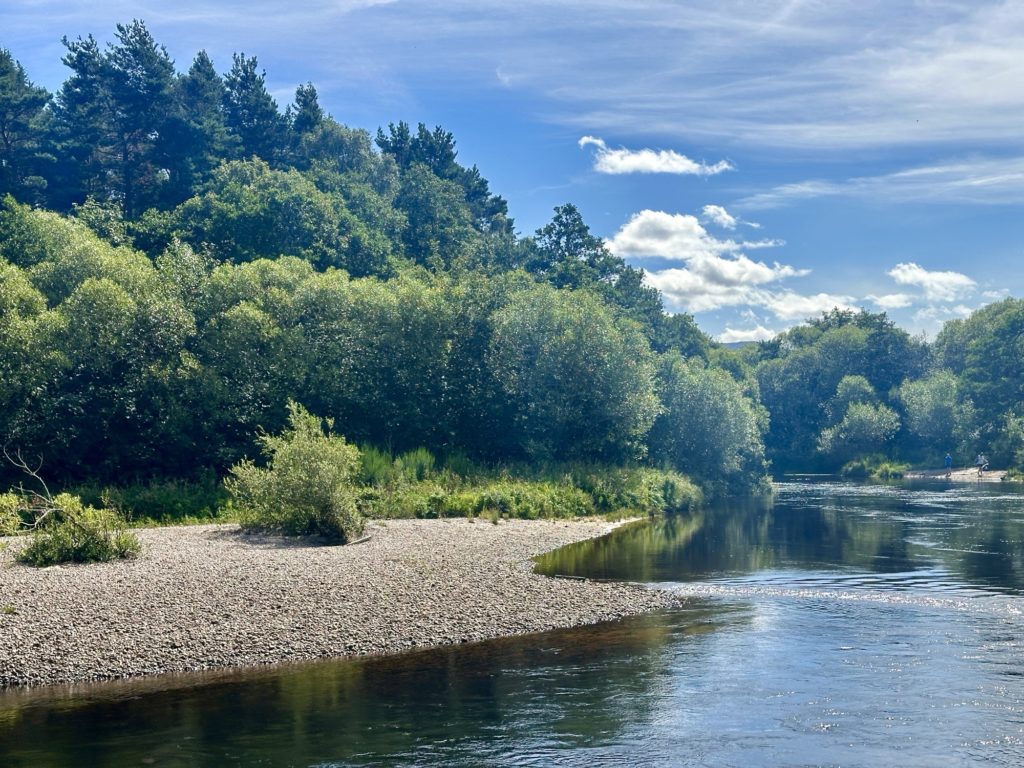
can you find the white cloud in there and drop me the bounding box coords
[701,204,737,229]
[718,325,777,344]
[887,262,976,302]
[605,209,846,322]
[867,293,914,310]
[578,136,733,176]
[762,291,857,321]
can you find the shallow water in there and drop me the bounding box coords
[2,479,1024,766]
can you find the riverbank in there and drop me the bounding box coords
[904,467,1009,482]
[0,518,675,688]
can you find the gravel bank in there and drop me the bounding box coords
[0,518,675,688]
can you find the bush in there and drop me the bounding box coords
[16,493,140,566]
[0,493,22,536]
[226,401,365,543]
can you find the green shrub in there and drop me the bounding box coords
[0,493,22,536]
[359,445,398,488]
[16,494,140,566]
[564,465,701,516]
[226,401,365,543]
[396,447,436,482]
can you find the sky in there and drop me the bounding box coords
[4,0,1024,341]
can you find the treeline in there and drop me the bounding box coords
[0,196,766,493]
[747,305,1024,474]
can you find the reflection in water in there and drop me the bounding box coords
[0,609,731,767]
[537,480,1024,595]
[2,480,1024,766]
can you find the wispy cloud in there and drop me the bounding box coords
[12,1,1024,153]
[739,156,1024,209]
[578,136,733,176]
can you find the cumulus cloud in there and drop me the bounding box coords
[701,204,737,229]
[578,136,733,176]
[867,293,914,310]
[763,291,857,321]
[717,325,778,344]
[605,209,845,323]
[700,204,764,231]
[887,262,976,302]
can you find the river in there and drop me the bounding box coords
[1,479,1023,766]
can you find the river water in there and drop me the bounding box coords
[2,480,1023,766]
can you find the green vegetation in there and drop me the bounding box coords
[1,489,140,566]
[226,402,365,543]
[839,456,909,481]
[747,305,1024,475]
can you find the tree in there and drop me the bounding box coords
[488,284,660,462]
[817,401,900,462]
[48,34,109,210]
[171,158,392,275]
[393,162,478,268]
[527,204,663,324]
[755,310,924,470]
[223,53,287,162]
[290,82,323,137]
[648,353,767,490]
[161,50,234,205]
[897,370,977,461]
[328,274,455,451]
[104,20,177,217]
[0,49,51,202]
[935,298,1024,447]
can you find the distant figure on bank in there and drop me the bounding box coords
[944,453,953,478]
[976,453,989,477]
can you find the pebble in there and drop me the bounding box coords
[0,518,677,688]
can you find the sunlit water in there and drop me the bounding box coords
[2,480,1024,766]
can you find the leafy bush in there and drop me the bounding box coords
[16,493,140,566]
[0,493,22,536]
[226,401,365,543]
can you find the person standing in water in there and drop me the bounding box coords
[944,453,953,478]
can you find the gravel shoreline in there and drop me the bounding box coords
[0,518,676,688]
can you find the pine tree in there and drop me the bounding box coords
[223,53,287,163]
[0,49,51,202]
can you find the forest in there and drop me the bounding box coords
[1,21,1023,524]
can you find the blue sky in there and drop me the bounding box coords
[4,0,1023,341]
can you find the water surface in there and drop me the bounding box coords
[2,480,1023,766]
